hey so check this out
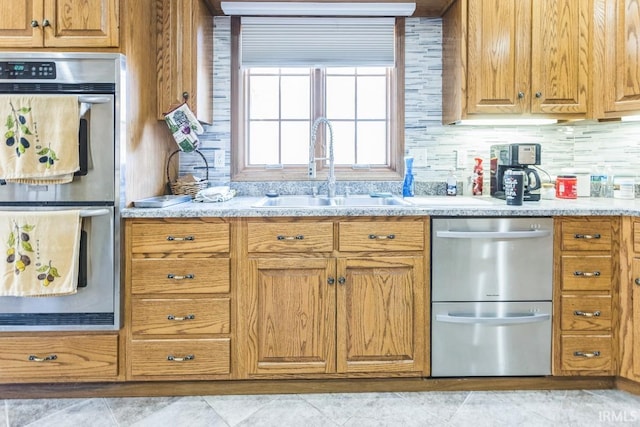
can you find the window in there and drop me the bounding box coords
[232,17,405,181]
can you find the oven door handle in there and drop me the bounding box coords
[78,96,111,104]
[436,230,551,239]
[435,313,551,326]
[79,208,110,218]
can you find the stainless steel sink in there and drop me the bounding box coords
[252,195,411,208]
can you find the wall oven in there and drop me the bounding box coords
[0,53,125,331]
[431,217,553,377]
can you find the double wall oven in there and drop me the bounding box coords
[0,53,125,331]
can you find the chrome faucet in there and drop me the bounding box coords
[309,117,336,198]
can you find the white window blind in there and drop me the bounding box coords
[240,17,396,67]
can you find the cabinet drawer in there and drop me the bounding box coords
[130,338,230,377]
[560,221,612,251]
[561,296,612,331]
[339,221,424,252]
[131,221,229,254]
[561,256,612,291]
[0,335,118,382]
[131,258,230,294]
[131,298,230,335]
[247,222,333,253]
[560,335,613,372]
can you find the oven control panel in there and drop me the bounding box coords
[0,61,56,79]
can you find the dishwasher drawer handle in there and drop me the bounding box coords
[369,234,395,240]
[167,314,195,321]
[436,230,551,239]
[574,310,601,318]
[167,354,195,362]
[277,234,304,241]
[574,351,601,358]
[573,271,601,277]
[166,235,195,241]
[574,233,601,240]
[28,354,58,362]
[167,274,195,280]
[435,313,550,325]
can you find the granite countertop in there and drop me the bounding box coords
[121,195,640,218]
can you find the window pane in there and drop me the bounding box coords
[357,122,387,164]
[281,121,310,164]
[281,75,310,119]
[357,67,387,75]
[331,121,355,165]
[250,68,279,74]
[326,76,355,120]
[280,67,310,75]
[249,121,279,164]
[326,67,356,75]
[249,76,279,119]
[357,76,387,119]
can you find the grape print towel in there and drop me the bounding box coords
[0,210,81,296]
[0,95,80,184]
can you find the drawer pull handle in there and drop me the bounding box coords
[166,235,195,241]
[574,233,601,240]
[167,314,195,321]
[573,271,601,277]
[167,354,195,362]
[574,310,601,318]
[277,234,304,241]
[574,351,601,358]
[28,354,57,362]
[167,274,195,280]
[368,234,395,240]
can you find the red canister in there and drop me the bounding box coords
[556,175,577,199]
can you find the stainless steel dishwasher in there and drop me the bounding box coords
[431,217,553,377]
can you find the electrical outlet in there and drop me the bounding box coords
[408,148,428,167]
[455,149,467,169]
[214,150,225,168]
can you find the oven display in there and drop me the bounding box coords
[0,61,56,79]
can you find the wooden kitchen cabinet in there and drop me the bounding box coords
[554,217,619,376]
[443,0,590,123]
[618,217,640,382]
[156,0,213,123]
[240,217,429,378]
[0,0,119,48]
[592,0,640,118]
[124,218,233,380]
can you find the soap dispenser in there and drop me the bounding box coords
[402,156,415,197]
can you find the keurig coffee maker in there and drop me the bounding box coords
[490,143,542,201]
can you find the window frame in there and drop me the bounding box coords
[231,17,405,182]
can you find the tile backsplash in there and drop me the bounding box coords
[179,17,640,196]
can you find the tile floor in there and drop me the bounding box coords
[2,389,640,426]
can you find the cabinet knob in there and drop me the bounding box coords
[182,92,190,102]
[517,91,525,99]
[42,19,50,27]
[327,277,335,285]
[338,276,346,285]
[535,91,542,98]
[31,20,39,28]
[635,278,640,286]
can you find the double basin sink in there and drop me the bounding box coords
[252,194,412,208]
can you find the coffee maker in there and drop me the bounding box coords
[490,143,542,201]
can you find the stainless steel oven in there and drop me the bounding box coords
[431,217,553,377]
[0,53,125,331]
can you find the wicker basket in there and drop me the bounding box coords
[166,149,209,199]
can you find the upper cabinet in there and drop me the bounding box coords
[443,0,590,123]
[0,0,119,48]
[156,0,213,124]
[593,0,640,118]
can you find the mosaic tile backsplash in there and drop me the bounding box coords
[178,17,640,197]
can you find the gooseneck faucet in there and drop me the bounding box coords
[309,117,336,198]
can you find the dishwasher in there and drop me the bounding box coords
[430,217,553,377]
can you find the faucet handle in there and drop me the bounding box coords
[311,186,319,197]
[344,186,352,197]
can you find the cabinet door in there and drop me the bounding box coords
[247,257,336,375]
[531,0,589,114]
[466,0,531,115]
[603,0,640,114]
[336,257,426,375]
[633,258,640,377]
[43,0,119,47]
[0,0,43,47]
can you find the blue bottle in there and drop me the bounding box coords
[403,156,415,197]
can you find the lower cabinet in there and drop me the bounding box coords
[619,217,640,382]
[0,334,118,383]
[240,217,428,378]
